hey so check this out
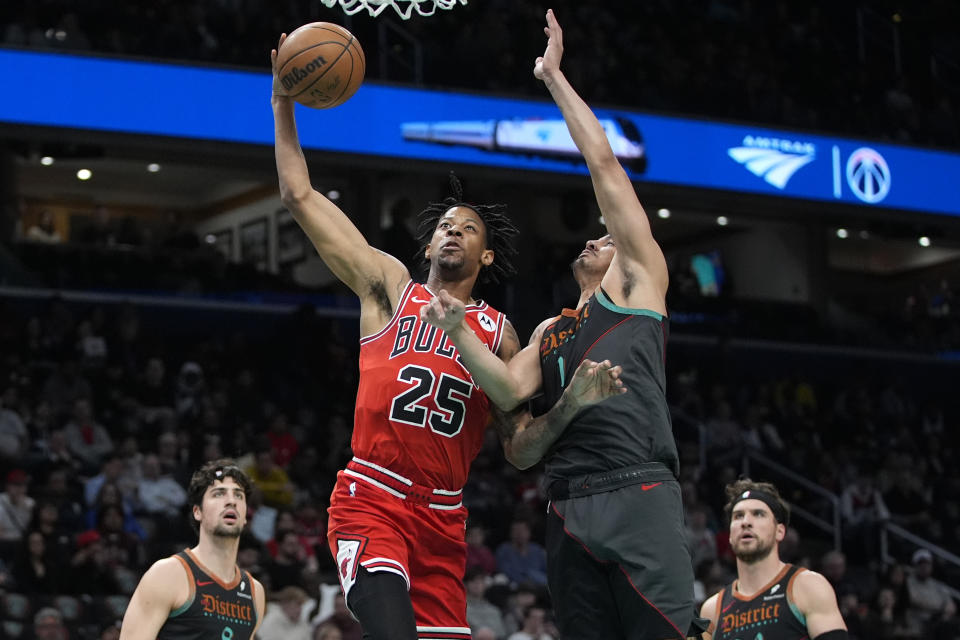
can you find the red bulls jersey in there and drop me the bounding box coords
[353,281,506,490]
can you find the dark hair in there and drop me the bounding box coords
[415,173,519,284]
[723,478,790,525]
[186,458,253,533]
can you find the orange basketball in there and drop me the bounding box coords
[276,22,365,109]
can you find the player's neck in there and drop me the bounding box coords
[735,554,785,596]
[425,274,476,305]
[576,281,601,310]
[192,536,240,582]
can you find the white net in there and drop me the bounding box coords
[319,0,467,20]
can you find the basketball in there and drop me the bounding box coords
[276,22,365,109]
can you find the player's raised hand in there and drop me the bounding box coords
[420,289,467,332]
[564,359,626,410]
[534,9,564,81]
[270,33,288,97]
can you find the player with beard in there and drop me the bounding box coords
[700,479,848,640]
[119,459,265,640]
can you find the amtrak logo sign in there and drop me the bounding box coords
[846,147,891,204]
[728,135,816,189]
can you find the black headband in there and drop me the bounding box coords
[731,489,789,525]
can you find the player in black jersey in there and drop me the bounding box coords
[700,479,848,640]
[119,459,265,640]
[420,9,703,639]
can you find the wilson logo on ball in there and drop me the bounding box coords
[280,55,328,91]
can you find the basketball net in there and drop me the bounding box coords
[320,0,467,20]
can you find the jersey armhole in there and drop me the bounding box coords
[713,586,725,628]
[246,570,259,622]
[786,568,808,627]
[170,555,196,617]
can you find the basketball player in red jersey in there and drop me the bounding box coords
[271,33,537,640]
[120,460,265,640]
[700,479,848,640]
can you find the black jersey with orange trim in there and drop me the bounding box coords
[157,549,258,640]
[713,564,809,640]
[537,288,679,480]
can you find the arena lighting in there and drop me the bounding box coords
[836,228,849,239]
[204,234,217,244]
[859,230,870,239]
[657,208,671,219]
[919,236,931,247]
[326,190,341,201]
[76,169,92,181]
[40,156,54,166]
[716,216,729,226]
[147,163,161,173]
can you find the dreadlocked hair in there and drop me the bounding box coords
[415,173,519,284]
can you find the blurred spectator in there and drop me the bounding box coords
[705,401,742,464]
[258,585,313,640]
[0,469,35,545]
[134,357,175,428]
[76,205,116,246]
[76,319,108,369]
[25,210,62,244]
[312,622,343,640]
[840,469,890,563]
[820,550,861,600]
[266,412,299,469]
[506,605,553,640]
[465,566,507,640]
[84,454,128,506]
[33,606,69,640]
[495,519,547,587]
[685,504,718,570]
[883,468,932,530]
[865,585,920,639]
[315,592,362,640]
[0,386,29,461]
[42,361,92,419]
[247,437,295,509]
[156,430,190,484]
[11,529,62,594]
[905,549,957,633]
[466,521,497,576]
[86,481,146,540]
[174,361,206,421]
[502,586,539,635]
[99,621,122,640]
[137,452,188,519]
[266,530,310,590]
[63,398,113,472]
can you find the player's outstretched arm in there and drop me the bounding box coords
[271,34,408,304]
[421,289,542,410]
[119,558,187,640]
[535,10,666,296]
[495,358,626,469]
